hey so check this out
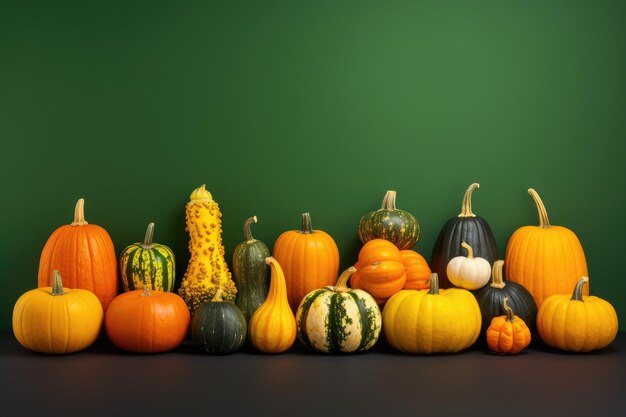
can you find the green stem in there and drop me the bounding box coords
[458,183,479,217]
[428,273,440,295]
[300,213,314,234]
[335,267,357,292]
[381,190,397,210]
[243,216,257,242]
[571,277,589,301]
[142,223,155,249]
[51,270,65,296]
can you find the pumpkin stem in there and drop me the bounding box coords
[528,188,551,228]
[142,222,155,249]
[243,216,258,242]
[571,277,589,301]
[458,183,479,217]
[380,190,397,210]
[141,283,152,297]
[490,260,506,289]
[51,270,65,296]
[300,213,314,234]
[461,242,474,259]
[428,273,440,295]
[71,198,89,226]
[335,267,357,292]
[503,297,515,322]
[212,288,224,302]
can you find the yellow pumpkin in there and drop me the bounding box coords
[248,257,297,353]
[537,277,618,352]
[382,273,481,353]
[12,270,103,354]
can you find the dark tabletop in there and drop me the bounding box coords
[1,332,625,417]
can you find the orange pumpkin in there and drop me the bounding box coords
[400,250,431,290]
[505,189,588,306]
[38,198,118,311]
[105,286,190,353]
[486,297,531,354]
[272,213,339,311]
[351,239,407,304]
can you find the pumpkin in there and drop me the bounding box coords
[191,289,247,355]
[248,257,297,353]
[350,239,407,304]
[105,285,190,353]
[38,198,118,311]
[475,260,537,332]
[486,297,531,354]
[358,190,420,250]
[537,277,618,352]
[400,250,431,290]
[272,212,339,312]
[505,188,588,306]
[446,242,491,290]
[382,273,481,353]
[13,270,103,354]
[178,185,237,314]
[431,183,498,288]
[119,223,176,292]
[296,267,382,353]
[233,216,270,321]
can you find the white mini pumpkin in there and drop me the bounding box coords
[446,242,491,290]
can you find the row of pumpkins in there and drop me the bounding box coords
[12,183,618,355]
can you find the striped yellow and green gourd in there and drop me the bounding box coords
[296,267,382,353]
[120,223,175,292]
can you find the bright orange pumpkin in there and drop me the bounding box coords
[400,250,431,290]
[272,213,339,311]
[38,198,118,311]
[486,297,531,354]
[351,239,407,304]
[505,189,588,306]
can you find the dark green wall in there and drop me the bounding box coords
[2,0,625,331]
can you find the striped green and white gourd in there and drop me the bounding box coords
[296,267,382,353]
[119,223,176,292]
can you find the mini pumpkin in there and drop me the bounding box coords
[446,242,491,290]
[486,297,531,354]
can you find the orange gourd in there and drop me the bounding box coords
[38,198,118,311]
[351,239,407,304]
[486,297,531,354]
[400,250,431,290]
[505,189,588,306]
[272,213,339,311]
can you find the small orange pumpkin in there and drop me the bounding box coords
[486,297,531,354]
[400,250,431,290]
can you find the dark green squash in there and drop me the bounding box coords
[430,183,498,288]
[232,216,270,321]
[191,289,247,354]
[358,190,420,250]
[475,260,537,332]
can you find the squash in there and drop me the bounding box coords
[505,188,588,306]
[105,285,190,353]
[486,297,531,354]
[178,185,237,314]
[431,183,498,288]
[537,277,618,352]
[119,223,176,292]
[191,289,247,354]
[248,257,297,353]
[400,250,431,290]
[358,190,420,249]
[38,198,118,311]
[350,239,407,304]
[382,273,481,353]
[296,267,382,353]
[232,216,270,321]
[272,213,339,312]
[475,260,537,332]
[446,242,491,290]
[13,270,103,354]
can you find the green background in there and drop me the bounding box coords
[2,0,625,331]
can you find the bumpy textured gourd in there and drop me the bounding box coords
[358,190,420,249]
[505,188,588,306]
[296,267,382,353]
[537,277,618,352]
[232,216,270,321]
[13,270,103,354]
[400,250,431,290]
[486,297,531,354]
[446,242,491,290]
[120,222,176,292]
[431,183,499,288]
[178,185,237,313]
[248,257,296,353]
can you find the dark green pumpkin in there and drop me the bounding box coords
[232,216,270,321]
[191,290,247,354]
[431,183,498,288]
[475,260,537,332]
[358,190,420,250]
